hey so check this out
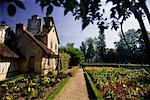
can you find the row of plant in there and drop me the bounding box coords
[85,67,150,99]
[0,73,68,99]
[81,63,149,68]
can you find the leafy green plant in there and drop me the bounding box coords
[0,73,68,99]
[86,67,150,99]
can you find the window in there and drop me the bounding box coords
[55,44,57,52]
[51,41,53,49]
[48,58,50,65]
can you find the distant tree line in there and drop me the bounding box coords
[80,29,149,64]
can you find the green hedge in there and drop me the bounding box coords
[84,70,103,100]
[47,76,70,99]
[81,63,149,69]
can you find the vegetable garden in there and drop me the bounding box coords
[0,73,68,99]
[85,67,150,99]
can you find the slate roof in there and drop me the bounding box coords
[23,29,56,56]
[34,26,53,36]
[0,43,18,58]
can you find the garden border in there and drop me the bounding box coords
[84,70,103,100]
[0,74,26,85]
[46,76,70,100]
[81,63,149,69]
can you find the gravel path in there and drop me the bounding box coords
[55,68,89,100]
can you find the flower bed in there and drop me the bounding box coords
[0,73,68,99]
[85,67,150,99]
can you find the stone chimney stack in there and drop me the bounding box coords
[16,23,24,30]
[43,17,54,27]
[0,25,9,43]
[27,15,41,35]
[16,23,25,33]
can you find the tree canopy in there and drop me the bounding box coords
[95,31,106,62]
[85,37,95,62]
[59,43,84,66]
[1,0,150,64]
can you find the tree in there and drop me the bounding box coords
[1,0,150,64]
[115,41,130,63]
[115,29,141,63]
[137,31,150,64]
[95,31,106,62]
[85,37,95,62]
[66,43,75,48]
[121,29,140,53]
[59,43,84,66]
[80,41,86,59]
[105,48,117,63]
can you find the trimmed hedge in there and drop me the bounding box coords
[47,76,70,99]
[81,63,149,69]
[84,70,103,100]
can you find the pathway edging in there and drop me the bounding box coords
[54,68,89,100]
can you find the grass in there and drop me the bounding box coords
[47,76,70,100]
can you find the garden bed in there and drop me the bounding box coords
[0,73,69,99]
[85,67,150,99]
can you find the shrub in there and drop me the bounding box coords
[70,67,79,77]
[60,52,71,70]
[60,47,84,66]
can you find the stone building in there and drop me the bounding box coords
[0,25,19,81]
[0,15,60,80]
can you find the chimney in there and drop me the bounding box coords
[43,17,54,27]
[16,23,24,32]
[27,15,41,35]
[32,15,40,20]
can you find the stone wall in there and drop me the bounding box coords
[16,29,43,73]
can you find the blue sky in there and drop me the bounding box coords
[0,0,150,49]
